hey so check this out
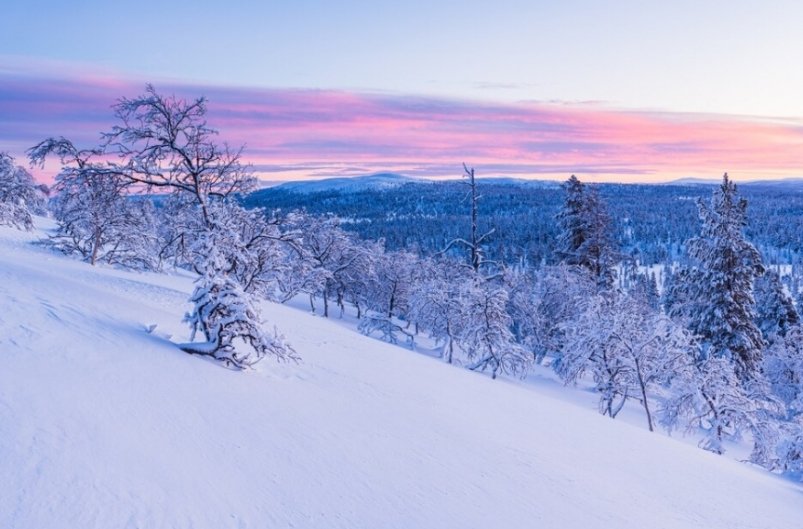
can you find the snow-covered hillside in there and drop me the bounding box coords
[1,220,801,529]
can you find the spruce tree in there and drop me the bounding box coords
[555,175,619,289]
[556,175,587,264]
[754,270,799,344]
[686,173,765,381]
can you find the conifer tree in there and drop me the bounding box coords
[555,175,619,289]
[685,173,765,381]
[754,270,799,344]
[556,175,586,262]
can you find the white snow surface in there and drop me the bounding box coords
[1,220,801,529]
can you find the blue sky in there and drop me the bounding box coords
[5,0,803,115]
[3,1,803,182]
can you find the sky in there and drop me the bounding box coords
[3,0,803,183]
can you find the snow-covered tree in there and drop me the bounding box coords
[774,421,803,480]
[684,173,765,381]
[503,268,543,362]
[327,237,380,319]
[579,188,620,289]
[760,325,803,477]
[359,250,419,347]
[0,152,46,230]
[559,292,696,429]
[29,138,157,269]
[206,202,302,300]
[293,214,374,317]
[663,266,702,322]
[408,258,465,363]
[150,193,206,270]
[630,271,660,310]
[555,175,619,289]
[33,87,295,367]
[458,277,530,379]
[556,175,587,262]
[663,355,782,458]
[102,85,255,226]
[179,219,297,368]
[754,270,799,345]
[763,324,803,414]
[527,264,597,364]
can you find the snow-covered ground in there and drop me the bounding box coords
[1,220,801,529]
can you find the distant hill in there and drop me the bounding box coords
[274,173,423,194]
[268,173,566,194]
[666,176,803,188]
[740,177,803,189]
[663,177,720,186]
[457,176,561,188]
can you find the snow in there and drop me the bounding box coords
[1,219,801,529]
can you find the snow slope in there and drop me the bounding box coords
[1,221,801,529]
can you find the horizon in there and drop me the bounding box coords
[258,171,803,188]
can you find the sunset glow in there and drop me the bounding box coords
[4,70,803,184]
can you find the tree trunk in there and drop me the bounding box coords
[634,358,654,432]
[90,229,101,266]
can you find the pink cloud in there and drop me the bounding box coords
[3,67,803,184]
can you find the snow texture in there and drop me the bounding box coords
[1,219,801,529]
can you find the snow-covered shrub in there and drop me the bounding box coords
[662,355,782,457]
[0,153,46,230]
[48,177,158,269]
[763,324,803,411]
[558,291,696,429]
[458,277,530,379]
[527,264,597,365]
[774,421,803,480]
[408,259,465,363]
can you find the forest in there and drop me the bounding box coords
[246,177,803,268]
[2,85,803,482]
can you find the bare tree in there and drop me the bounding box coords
[101,84,255,227]
[438,164,494,274]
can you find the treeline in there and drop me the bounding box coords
[1,85,801,480]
